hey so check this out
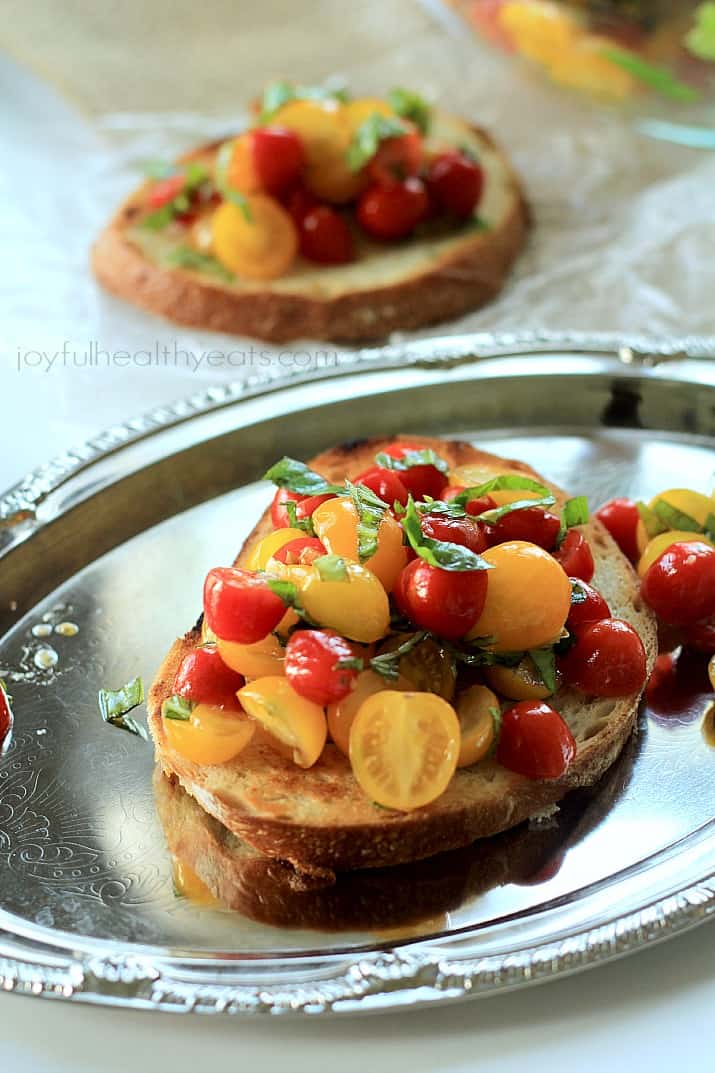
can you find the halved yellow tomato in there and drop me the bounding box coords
[376,633,456,700]
[163,702,255,766]
[246,528,306,571]
[635,489,715,556]
[455,684,497,767]
[349,690,460,810]
[449,465,544,507]
[485,655,559,700]
[326,670,413,756]
[217,634,285,679]
[311,497,408,591]
[238,676,327,768]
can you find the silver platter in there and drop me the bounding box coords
[1,331,714,1016]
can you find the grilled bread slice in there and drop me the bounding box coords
[92,110,528,343]
[148,437,657,878]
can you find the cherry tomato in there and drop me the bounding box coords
[173,646,245,707]
[379,442,447,500]
[203,567,286,643]
[284,628,360,706]
[443,486,498,515]
[286,185,319,223]
[486,507,560,551]
[296,493,336,519]
[559,618,647,697]
[272,536,327,565]
[163,703,255,766]
[596,497,640,562]
[397,559,488,640]
[641,541,715,626]
[148,173,186,209]
[681,619,715,654]
[566,579,611,631]
[298,205,353,264]
[496,701,576,780]
[553,529,594,582]
[427,150,484,219]
[368,128,422,187]
[271,487,304,528]
[354,465,410,508]
[420,511,488,555]
[211,196,298,281]
[252,127,304,196]
[357,178,428,241]
[0,683,13,753]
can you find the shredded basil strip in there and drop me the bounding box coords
[705,513,715,542]
[570,580,588,605]
[636,501,667,540]
[259,80,348,123]
[264,577,318,627]
[334,656,365,672]
[402,497,493,572]
[347,480,387,561]
[374,448,449,476]
[528,648,558,695]
[346,113,411,172]
[214,140,252,220]
[601,47,699,102]
[488,705,503,748]
[162,695,194,722]
[556,495,590,544]
[387,87,430,133]
[166,246,234,282]
[98,677,148,740]
[315,554,348,582]
[370,631,429,682]
[651,498,702,534]
[284,499,315,536]
[451,475,550,509]
[477,495,557,525]
[263,457,341,497]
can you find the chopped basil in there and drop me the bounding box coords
[651,498,702,534]
[334,656,365,672]
[141,204,175,230]
[387,87,431,134]
[315,554,348,582]
[141,160,212,230]
[214,140,252,220]
[162,695,193,721]
[402,497,493,572]
[346,113,410,172]
[284,499,315,536]
[477,495,557,525]
[263,457,340,497]
[470,215,490,232]
[488,704,503,745]
[528,648,558,694]
[451,475,551,510]
[556,495,590,545]
[636,501,667,540]
[369,631,428,682]
[347,481,387,562]
[570,580,588,605]
[374,447,449,476]
[98,677,148,740]
[259,80,349,123]
[705,513,715,542]
[601,47,699,102]
[264,577,318,627]
[165,246,234,282]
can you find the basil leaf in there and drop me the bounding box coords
[601,47,699,102]
[346,113,410,172]
[334,656,365,672]
[141,204,175,230]
[705,513,715,543]
[369,631,428,681]
[387,87,431,133]
[162,695,193,722]
[347,480,387,562]
[636,501,667,540]
[374,448,449,476]
[528,648,558,695]
[259,80,349,123]
[570,580,588,605]
[488,704,502,745]
[451,475,550,508]
[651,498,702,533]
[477,495,557,525]
[556,495,590,544]
[264,577,318,627]
[165,246,234,282]
[315,554,348,581]
[284,499,315,536]
[402,497,493,572]
[214,140,252,220]
[263,457,340,497]
[98,677,148,740]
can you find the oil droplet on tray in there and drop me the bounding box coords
[31,623,53,639]
[34,647,58,671]
[702,702,715,748]
[55,622,79,637]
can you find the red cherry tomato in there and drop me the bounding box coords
[486,507,561,551]
[284,628,360,705]
[296,493,336,519]
[641,542,715,627]
[298,205,353,264]
[368,129,422,186]
[443,486,498,515]
[0,683,13,752]
[354,466,410,508]
[496,701,576,780]
[271,487,304,528]
[272,536,327,565]
[566,579,611,632]
[595,497,640,562]
[559,618,647,697]
[553,529,594,582]
[287,185,319,223]
[379,442,447,500]
[420,512,488,555]
[427,151,484,219]
[252,127,304,196]
[148,174,186,208]
[173,647,244,708]
[397,559,488,640]
[203,567,286,644]
[357,177,428,240]
[681,619,715,654]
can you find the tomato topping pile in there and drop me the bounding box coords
[156,438,670,815]
[141,82,488,282]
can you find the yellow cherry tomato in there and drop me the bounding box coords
[327,669,414,756]
[172,859,220,907]
[485,655,560,700]
[467,540,571,652]
[548,35,636,99]
[211,195,297,281]
[238,676,327,768]
[349,690,461,811]
[635,489,715,556]
[311,498,408,592]
[274,560,390,643]
[449,465,544,507]
[708,656,715,692]
[226,132,261,193]
[163,702,255,766]
[376,633,456,700]
[637,530,714,578]
[271,98,365,203]
[246,528,306,572]
[455,684,497,767]
[217,634,285,679]
[500,1,578,66]
[344,97,396,130]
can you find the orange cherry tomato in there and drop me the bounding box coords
[456,684,497,767]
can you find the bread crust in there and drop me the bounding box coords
[91,126,529,343]
[148,436,657,877]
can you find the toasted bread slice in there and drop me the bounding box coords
[148,437,657,878]
[92,110,528,343]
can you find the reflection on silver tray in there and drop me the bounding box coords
[0,331,714,1016]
